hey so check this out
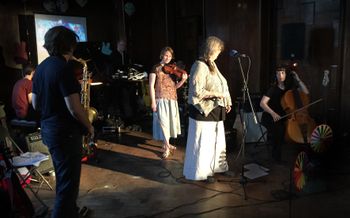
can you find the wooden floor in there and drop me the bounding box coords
[27,127,350,218]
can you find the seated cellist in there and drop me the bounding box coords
[260,66,309,162]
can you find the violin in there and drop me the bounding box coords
[281,79,316,144]
[162,63,188,79]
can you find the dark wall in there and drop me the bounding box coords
[123,0,204,72]
[123,0,166,70]
[205,0,263,103]
[123,0,262,103]
[124,0,263,104]
[117,0,260,128]
[340,0,350,138]
[275,0,344,136]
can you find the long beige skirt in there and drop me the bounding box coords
[183,118,228,180]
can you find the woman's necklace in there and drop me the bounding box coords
[278,83,285,90]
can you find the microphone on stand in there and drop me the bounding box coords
[229,49,247,58]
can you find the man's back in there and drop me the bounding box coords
[33,55,83,136]
[12,77,32,119]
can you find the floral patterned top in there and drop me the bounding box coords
[150,64,177,100]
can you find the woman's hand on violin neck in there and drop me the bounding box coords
[291,71,301,82]
[181,73,188,80]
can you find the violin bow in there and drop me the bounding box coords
[279,98,323,120]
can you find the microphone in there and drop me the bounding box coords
[229,49,247,57]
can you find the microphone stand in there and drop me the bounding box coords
[235,55,259,200]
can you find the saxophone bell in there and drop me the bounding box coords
[87,107,98,123]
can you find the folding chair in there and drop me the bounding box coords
[0,126,53,193]
[12,151,54,192]
[0,127,50,212]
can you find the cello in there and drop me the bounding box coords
[281,72,316,144]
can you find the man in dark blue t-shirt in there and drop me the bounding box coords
[32,26,94,218]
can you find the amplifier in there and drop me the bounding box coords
[102,126,121,134]
[102,126,116,133]
[233,112,267,144]
[25,132,54,175]
[26,131,42,142]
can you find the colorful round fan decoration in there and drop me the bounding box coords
[294,151,309,191]
[310,124,333,153]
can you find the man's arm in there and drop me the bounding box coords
[32,93,38,110]
[28,92,32,104]
[64,93,94,136]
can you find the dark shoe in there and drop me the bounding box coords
[222,171,236,177]
[33,205,49,218]
[162,148,171,159]
[206,176,216,183]
[79,206,89,217]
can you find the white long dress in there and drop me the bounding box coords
[183,118,228,180]
[183,60,231,181]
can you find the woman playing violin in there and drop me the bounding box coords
[149,46,188,158]
[260,66,309,162]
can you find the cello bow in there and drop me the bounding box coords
[279,98,323,120]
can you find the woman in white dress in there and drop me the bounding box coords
[149,47,188,158]
[183,36,232,181]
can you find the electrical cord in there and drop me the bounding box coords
[97,142,308,217]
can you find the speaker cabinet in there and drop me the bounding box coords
[309,28,334,67]
[281,23,305,60]
[25,132,54,174]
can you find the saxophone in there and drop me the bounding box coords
[72,56,98,158]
